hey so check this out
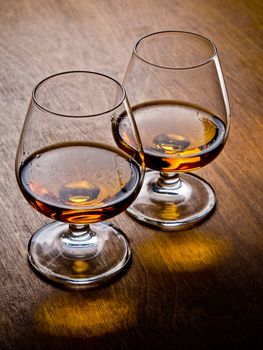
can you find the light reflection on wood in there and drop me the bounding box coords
[35,296,137,337]
[135,231,232,272]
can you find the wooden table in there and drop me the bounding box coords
[0,0,262,349]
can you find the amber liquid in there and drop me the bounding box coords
[18,143,142,223]
[113,101,226,171]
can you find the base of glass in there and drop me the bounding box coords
[127,171,216,230]
[28,221,131,289]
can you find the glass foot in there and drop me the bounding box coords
[127,170,216,230]
[28,221,131,288]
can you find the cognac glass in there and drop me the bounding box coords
[15,71,144,288]
[115,31,230,229]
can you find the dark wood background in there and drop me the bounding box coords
[0,0,262,349]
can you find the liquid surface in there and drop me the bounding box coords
[18,143,142,223]
[114,101,226,171]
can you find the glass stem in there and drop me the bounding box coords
[63,224,99,255]
[67,224,95,241]
[152,172,182,194]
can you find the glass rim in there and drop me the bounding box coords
[32,70,126,118]
[133,30,218,70]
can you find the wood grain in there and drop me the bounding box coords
[0,0,262,349]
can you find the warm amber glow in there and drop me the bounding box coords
[159,203,180,220]
[72,260,90,273]
[63,180,100,205]
[36,296,136,337]
[177,148,201,157]
[64,212,103,223]
[136,232,231,272]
